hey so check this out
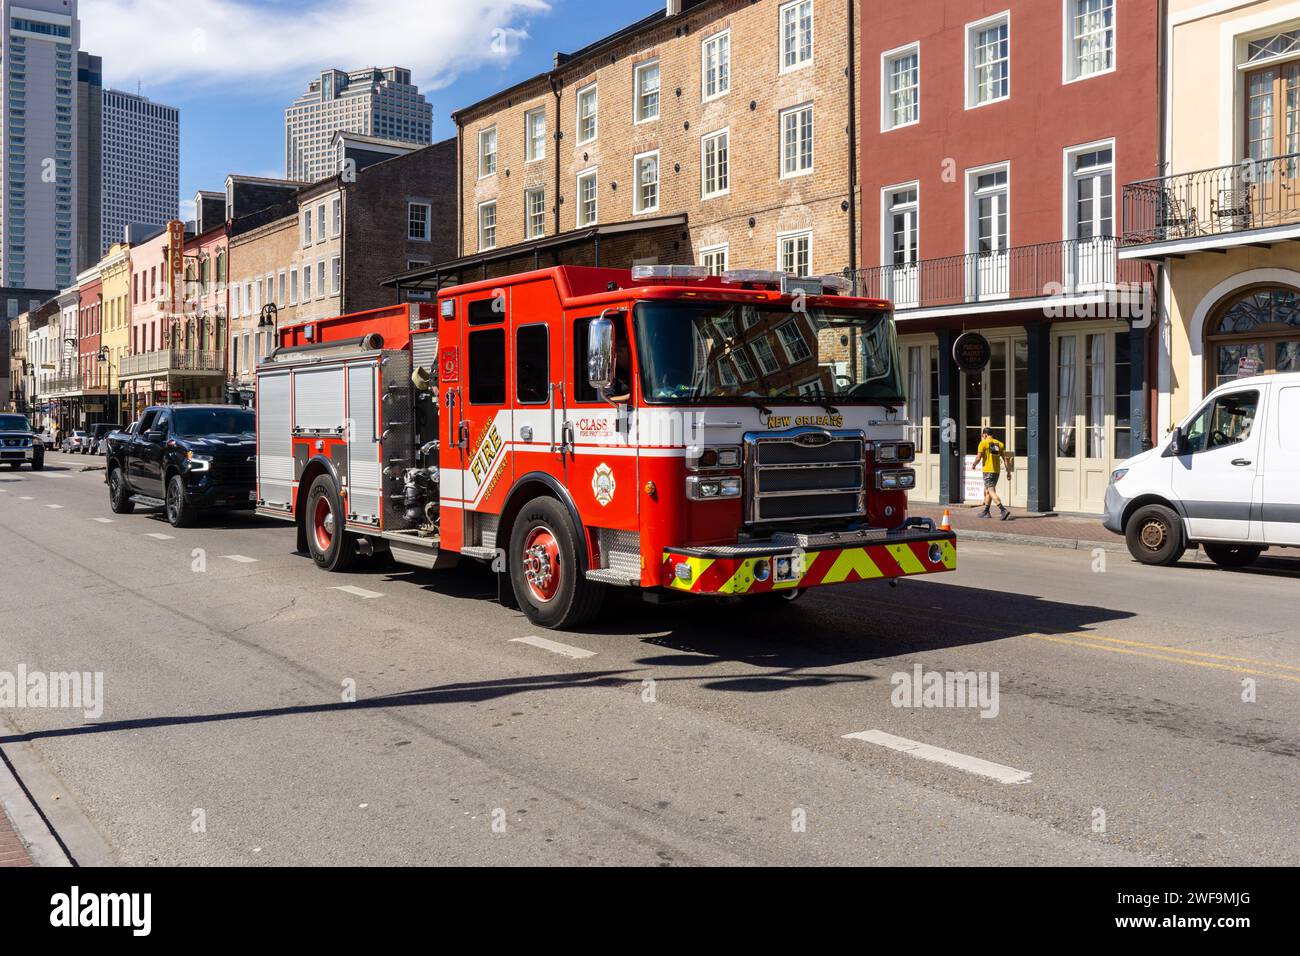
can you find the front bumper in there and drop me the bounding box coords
[1102,484,1128,535]
[184,475,255,509]
[0,444,38,464]
[662,526,957,595]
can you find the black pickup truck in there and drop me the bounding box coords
[105,404,257,527]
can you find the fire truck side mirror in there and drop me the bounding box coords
[587,315,615,392]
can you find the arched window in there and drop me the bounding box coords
[1205,286,1300,389]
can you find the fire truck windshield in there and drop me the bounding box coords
[633,300,905,405]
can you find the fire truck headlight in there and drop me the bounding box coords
[186,452,212,472]
[875,442,915,463]
[674,562,693,582]
[928,543,944,564]
[688,445,741,471]
[686,476,742,500]
[875,468,916,491]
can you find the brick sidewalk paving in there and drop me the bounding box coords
[0,801,34,867]
[911,503,1123,546]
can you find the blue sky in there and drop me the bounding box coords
[82,0,656,215]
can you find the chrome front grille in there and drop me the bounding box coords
[744,428,866,525]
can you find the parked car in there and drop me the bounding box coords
[105,405,256,527]
[88,423,122,455]
[1105,371,1300,569]
[60,429,89,454]
[0,413,44,470]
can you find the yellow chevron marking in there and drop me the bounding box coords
[669,555,715,591]
[886,543,926,576]
[938,539,958,569]
[822,548,884,584]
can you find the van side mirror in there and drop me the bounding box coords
[1171,425,1188,456]
[586,315,615,392]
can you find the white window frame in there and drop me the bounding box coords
[316,204,326,243]
[702,29,731,102]
[776,229,813,277]
[525,186,546,239]
[701,128,730,199]
[316,259,326,300]
[965,11,1011,110]
[301,209,312,246]
[331,197,341,237]
[881,41,921,131]
[302,263,312,300]
[478,125,498,178]
[881,181,920,267]
[964,161,1011,256]
[477,200,498,251]
[779,0,814,74]
[1063,0,1116,84]
[633,150,660,214]
[289,268,298,305]
[1062,138,1116,240]
[405,259,431,301]
[699,243,729,275]
[524,107,547,162]
[576,83,598,144]
[408,201,431,242]
[330,255,342,295]
[775,319,813,363]
[576,168,598,226]
[779,103,814,178]
[633,59,661,124]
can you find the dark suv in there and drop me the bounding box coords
[105,405,256,527]
[0,413,43,470]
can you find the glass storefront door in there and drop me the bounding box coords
[1053,326,1129,513]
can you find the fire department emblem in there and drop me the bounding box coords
[592,463,616,506]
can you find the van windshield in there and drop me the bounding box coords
[633,300,904,404]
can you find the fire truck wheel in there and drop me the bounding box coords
[306,474,357,571]
[509,496,604,629]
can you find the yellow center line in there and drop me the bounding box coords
[1022,633,1300,684]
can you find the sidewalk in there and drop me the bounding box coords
[910,502,1126,552]
[0,801,33,868]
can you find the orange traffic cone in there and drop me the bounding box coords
[940,508,951,531]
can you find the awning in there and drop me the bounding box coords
[382,213,689,292]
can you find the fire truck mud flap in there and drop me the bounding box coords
[661,530,956,595]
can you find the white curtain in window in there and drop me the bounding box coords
[1057,336,1076,456]
[1089,333,1107,458]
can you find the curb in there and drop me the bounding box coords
[953,529,1128,552]
[0,746,70,867]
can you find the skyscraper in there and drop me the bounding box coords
[101,88,179,252]
[75,49,100,272]
[0,0,79,291]
[285,67,432,183]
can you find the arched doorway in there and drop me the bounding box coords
[1204,286,1300,390]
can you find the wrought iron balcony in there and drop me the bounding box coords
[853,237,1148,312]
[1121,152,1300,247]
[120,349,225,378]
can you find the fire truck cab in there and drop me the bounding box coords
[255,265,956,629]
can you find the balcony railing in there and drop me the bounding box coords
[1122,152,1300,246]
[120,349,225,378]
[853,237,1148,311]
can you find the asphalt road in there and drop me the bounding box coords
[2,451,1298,866]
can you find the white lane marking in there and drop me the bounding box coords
[144,532,175,540]
[222,555,258,563]
[45,503,63,509]
[92,517,114,524]
[842,730,1032,785]
[332,585,382,599]
[19,496,34,500]
[30,472,66,478]
[509,635,596,660]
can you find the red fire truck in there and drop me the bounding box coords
[254,265,955,628]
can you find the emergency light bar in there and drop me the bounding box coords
[630,264,712,281]
[720,270,852,296]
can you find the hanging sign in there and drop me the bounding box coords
[953,331,992,374]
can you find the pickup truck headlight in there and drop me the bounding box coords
[875,468,916,491]
[186,452,212,472]
[686,475,742,500]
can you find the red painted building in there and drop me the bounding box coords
[858,0,1161,513]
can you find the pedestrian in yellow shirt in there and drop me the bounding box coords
[976,427,1011,521]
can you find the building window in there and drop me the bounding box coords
[316,204,326,242]
[701,129,729,198]
[478,201,497,250]
[699,244,728,275]
[331,256,341,295]
[1245,62,1300,162]
[634,60,660,122]
[971,167,1009,254]
[780,0,814,72]
[301,209,312,245]
[289,270,298,305]
[777,230,812,276]
[331,197,341,236]
[702,30,730,100]
[278,270,287,303]
[968,13,1010,107]
[317,260,326,299]
[1068,144,1114,242]
[887,186,919,266]
[577,84,597,144]
[303,263,312,300]
[780,104,814,177]
[752,336,782,374]
[776,320,813,363]
[633,152,659,213]
[883,44,920,130]
[576,169,598,226]
[406,259,431,301]
[478,126,497,177]
[525,107,546,162]
[1067,0,1114,82]
[526,187,546,239]
[408,201,431,241]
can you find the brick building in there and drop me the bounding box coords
[2,287,56,412]
[393,0,859,292]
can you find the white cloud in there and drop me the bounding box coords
[82,0,552,94]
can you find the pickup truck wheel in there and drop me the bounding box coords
[165,474,197,528]
[108,468,135,514]
[1125,503,1185,566]
[508,496,604,629]
[1202,543,1263,569]
[306,474,356,571]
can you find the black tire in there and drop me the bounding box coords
[7,461,19,470]
[305,474,356,571]
[165,473,198,528]
[31,450,43,471]
[108,467,135,514]
[1125,503,1186,566]
[508,496,604,629]
[1203,543,1263,570]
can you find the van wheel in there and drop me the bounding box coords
[1203,543,1263,570]
[306,474,356,571]
[108,468,135,514]
[508,496,604,629]
[1125,504,1185,566]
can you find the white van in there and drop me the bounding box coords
[1104,372,1300,569]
